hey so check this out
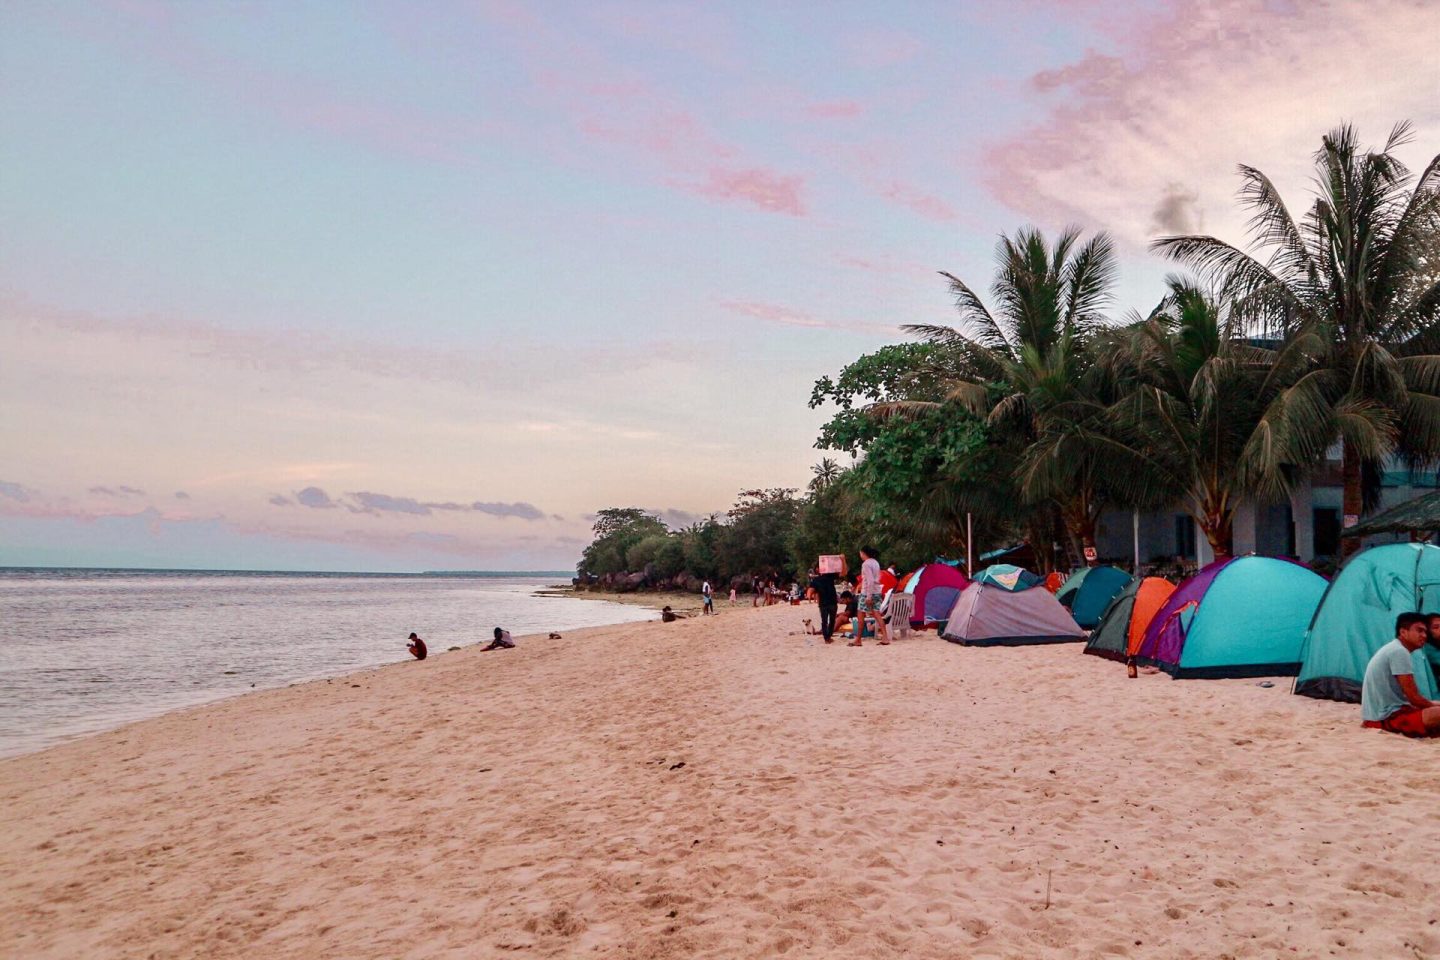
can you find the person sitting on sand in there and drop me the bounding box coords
[836,590,856,636]
[1361,612,1440,737]
[482,627,515,651]
[407,632,427,660]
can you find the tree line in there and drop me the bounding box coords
[578,122,1440,588]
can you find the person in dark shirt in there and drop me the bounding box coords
[407,632,427,660]
[809,565,844,644]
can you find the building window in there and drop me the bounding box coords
[1175,515,1197,560]
[1314,508,1340,556]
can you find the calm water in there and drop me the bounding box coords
[0,569,654,758]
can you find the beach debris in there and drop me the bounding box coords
[223,670,238,675]
[669,761,686,770]
[549,632,563,639]
[448,646,461,651]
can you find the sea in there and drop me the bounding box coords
[0,568,656,758]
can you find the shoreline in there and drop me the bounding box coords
[4,605,1433,959]
[534,584,713,616]
[2,584,665,763]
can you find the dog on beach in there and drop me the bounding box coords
[801,618,820,635]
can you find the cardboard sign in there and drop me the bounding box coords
[818,554,844,574]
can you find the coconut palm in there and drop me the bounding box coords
[1096,278,1315,559]
[898,226,1121,564]
[1154,122,1440,555]
[808,457,842,493]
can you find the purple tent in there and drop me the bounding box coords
[1138,559,1230,666]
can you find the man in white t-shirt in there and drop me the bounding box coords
[701,580,714,616]
[849,545,890,647]
[1362,612,1440,737]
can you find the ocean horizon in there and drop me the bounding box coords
[0,569,648,758]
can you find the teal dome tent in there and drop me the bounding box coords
[1294,543,1440,702]
[1055,565,1133,629]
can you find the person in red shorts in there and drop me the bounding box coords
[1361,612,1440,737]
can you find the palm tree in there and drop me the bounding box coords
[900,226,1121,564]
[808,457,842,493]
[1096,278,1314,560]
[1154,122,1440,556]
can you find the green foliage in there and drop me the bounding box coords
[719,489,802,578]
[578,508,667,577]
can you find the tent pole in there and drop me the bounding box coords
[966,513,973,572]
[1133,510,1140,573]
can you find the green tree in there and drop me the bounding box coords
[1154,122,1440,556]
[578,508,667,576]
[717,488,801,578]
[1097,278,1312,559]
[901,226,1122,563]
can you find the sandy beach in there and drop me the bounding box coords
[2,603,1436,959]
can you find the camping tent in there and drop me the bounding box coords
[972,564,1042,591]
[903,563,970,626]
[941,570,1086,646]
[1055,565,1133,629]
[1135,556,1327,678]
[1083,576,1176,662]
[1294,542,1440,702]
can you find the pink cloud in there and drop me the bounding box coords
[806,100,865,120]
[982,0,1440,247]
[841,28,925,69]
[690,168,807,217]
[877,181,958,222]
[717,299,897,336]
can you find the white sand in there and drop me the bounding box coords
[2,604,1436,959]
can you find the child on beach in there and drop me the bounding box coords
[1362,612,1440,736]
[702,580,714,615]
[729,586,737,605]
[482,627,515,651]
[407,632,427,660]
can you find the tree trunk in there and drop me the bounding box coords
[1203,517,1233,563]
[1341,440,1363,560]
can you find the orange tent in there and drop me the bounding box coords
[1082,576,1176,662]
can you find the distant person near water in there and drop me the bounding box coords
[407,632,427,660]
[850,546,890,647]
[702,579,714,616]
[810,558,845,644]
[1361,612,1440,737]
[482,627,515,652]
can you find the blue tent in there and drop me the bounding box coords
[1055,565,1133,629]
[1137,556,1327,678]
[1294,542,1440,702]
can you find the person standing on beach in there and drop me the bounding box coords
[810,559,845,644]
[729,585,738,605]
[850,546,890,647]
[482,627,515,651]
[701,579,714,616]
[1361,613,1440,737]
[407,632,427,660]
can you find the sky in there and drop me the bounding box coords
[2,0,1439,572]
